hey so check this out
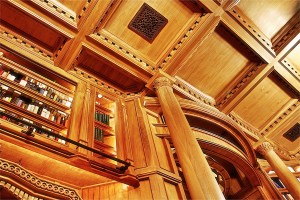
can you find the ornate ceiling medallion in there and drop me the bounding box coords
[128,3,168,43]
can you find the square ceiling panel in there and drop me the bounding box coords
[175,24,261,98]
[0,2,65,52]
[284,43,300,72]
[76,47,145,93]
[233,73,298,130]
[237,0,299,40]
[97,0,200,63]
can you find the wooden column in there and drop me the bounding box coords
[153,77,225,200]
[256,142,300,199]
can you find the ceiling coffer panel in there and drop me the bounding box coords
[76,48,145,93]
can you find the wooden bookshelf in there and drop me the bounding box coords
[93,92,116,157]
[1,76,71,112]
[0,54,75,144]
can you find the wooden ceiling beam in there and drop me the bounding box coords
[56,0,112,71]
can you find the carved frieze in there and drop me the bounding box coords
[0,27,53,62]
[0,158,81,200]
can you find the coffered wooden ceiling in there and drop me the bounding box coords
[0,0,299,156]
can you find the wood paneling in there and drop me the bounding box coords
[285,43,300,71]
[164,181,180,200]
[0,1,66,51]
[176,25,258,98]
[233,74,296,130]
[77,47,145,93]
[237,0,299,39]
[125,100,147,168]
[147,111,172,171]
[102,0,196,62]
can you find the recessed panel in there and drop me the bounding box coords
[0,2,65,51]
[100,0,197,62]
[285,43,300,72]
[233,74,295,129]
[176,25,259,98]
[237,0,299,39]
[77,48,145,93]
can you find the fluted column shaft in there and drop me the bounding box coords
[257,142,300,199]
[154,77,225,200]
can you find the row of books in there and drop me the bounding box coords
[95,111,110,125]
[0,109,65,144]
[271,177,285,188]
[282,192,294,200]
[0,84,69,126]
[1,67,73,107]
[94,127,104,142]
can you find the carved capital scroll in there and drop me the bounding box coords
[153,77,173,90]
[256,142,273,156]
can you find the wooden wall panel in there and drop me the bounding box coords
[81,179,185,200]
[146,111,172,171]
[139,179,154,200]
[164,181,181,200]
[125,100,147,168]
[81,181,155,200]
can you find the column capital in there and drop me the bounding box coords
[153,76,173,90]
[145,69,175,91]
[256,142,273,156]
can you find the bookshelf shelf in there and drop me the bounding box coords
[0,52,75,144]
[95,104,114,117]
[1,77,71,112]
[0,97,67,132]
[93,92,116,158]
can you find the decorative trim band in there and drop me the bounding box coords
[273,145,292,161]
[94,0,119,31]
[32,0,76,22]
[228,112,259,138]
[290,150,300,160]
[272,12,300,53]
[159,15,206,69]
[261,101,300,136]
[229,9,275,55]
[78,0,93,20]
[217,62,264,108]
[174,76,216,106]
[0,158,81,200]
[91,33,154,71]
[0,26,53,62]
[69,68,137,98]
[0,180,43,200]
[282,59,300,80]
